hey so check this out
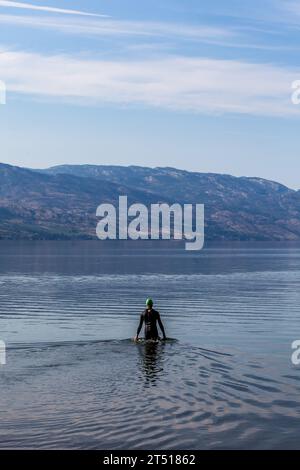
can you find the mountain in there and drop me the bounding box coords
[0,162,300,240]
[0,163,166,240]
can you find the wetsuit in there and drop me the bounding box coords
[136,309,166,340]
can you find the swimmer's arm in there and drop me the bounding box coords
[135,314,144,340]
[157,313,167,340]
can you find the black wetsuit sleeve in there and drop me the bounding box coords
[157,312,166,339]
[136,313,144,337]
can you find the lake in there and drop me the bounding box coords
[0,241,300,449]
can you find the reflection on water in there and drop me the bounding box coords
[1,339,300,450]
[137,341,166,386]
[0,241,300,449]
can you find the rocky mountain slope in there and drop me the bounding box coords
[0,162,299,240]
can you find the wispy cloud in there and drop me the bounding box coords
[0,1,108,17]
[270,0,300,24]
[1,10,296,54]
[283,0,300,16]
[0,48,298,117]
[0,13,233,41]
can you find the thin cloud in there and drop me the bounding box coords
[0,1,108,17]
[268,0,300,25]
[0,48,298,117]
[1,11,294,53]
[0,13,233,40]
[283,0,300,16]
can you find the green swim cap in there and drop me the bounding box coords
[146,298,153,307]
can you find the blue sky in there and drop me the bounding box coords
[0,0,300,188]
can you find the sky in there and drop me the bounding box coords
[0,0,300,188]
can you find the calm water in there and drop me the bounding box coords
[0,241,300,449]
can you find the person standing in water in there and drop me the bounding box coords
[134,298,167,341]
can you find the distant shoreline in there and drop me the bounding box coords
[1,162,300,241]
